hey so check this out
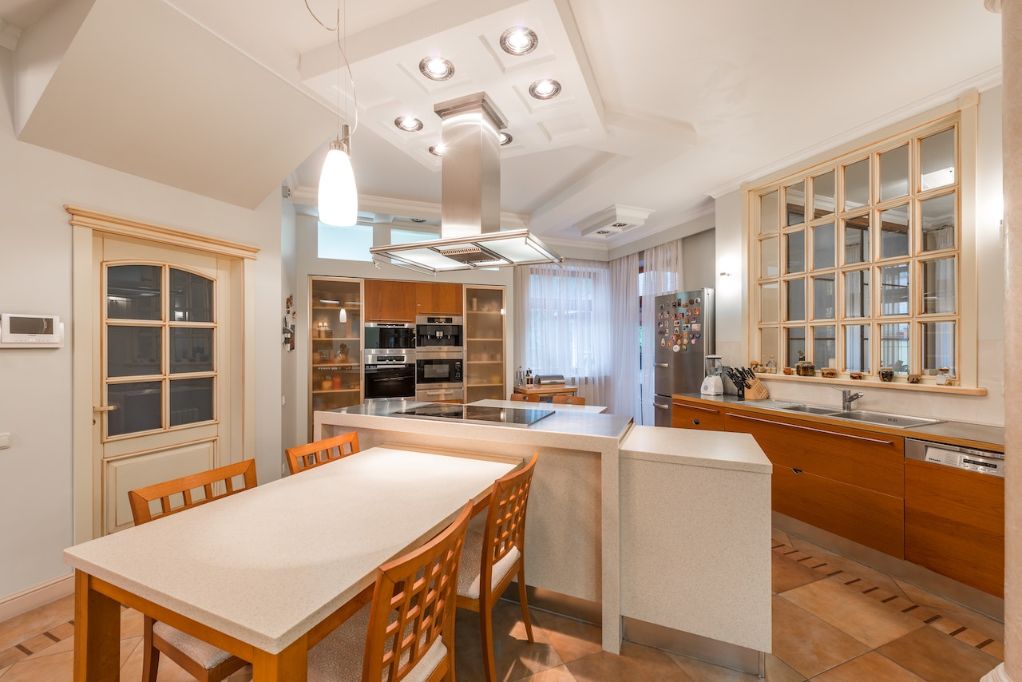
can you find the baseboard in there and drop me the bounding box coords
[0,573,74,623]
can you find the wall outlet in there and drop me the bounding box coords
[0,433,9,449]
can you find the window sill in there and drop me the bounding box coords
[755,372,987,396]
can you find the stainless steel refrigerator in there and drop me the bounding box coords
[652,289,715,426]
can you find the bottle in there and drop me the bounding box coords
[516,366,524,387]
[525,368,533,386]
[766,355,776,373]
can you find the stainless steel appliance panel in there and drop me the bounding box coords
[415,386,465,402]
[364,362,416,400]
[416,315,463,350]
[905,439,1004,477]
[653,394,672,427]
[364,322,415,350]
[416,354,464,386]
[653,289,715,401]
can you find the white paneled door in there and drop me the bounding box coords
[91,236,240,534]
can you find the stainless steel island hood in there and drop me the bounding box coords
[370,92,562,273]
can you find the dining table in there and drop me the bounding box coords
[64,446,519,681]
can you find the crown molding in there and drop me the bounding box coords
[707,70,1003,199]
[0,20,21,50]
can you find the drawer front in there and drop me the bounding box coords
[905,460,1004,596]
[671,402,725,430]
[725,412,904,497]
[775,466,905,558]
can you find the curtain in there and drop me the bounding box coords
[516,260,612,406]
[638,239,685,424]
[608,253,641,420]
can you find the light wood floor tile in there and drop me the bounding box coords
[878,626,1000,682]
[522,665,576,681]
[771,595,869,678]
[455,601,565,681]
[0,595,73,651]
[772,553,824,594]
[812,652,924,681]
[562,642,690,682]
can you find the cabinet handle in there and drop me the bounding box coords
[655,362,669,368]
[692,419,701,426]
[654,403,669,411]
[675,403,720,414]
[728,413,894,446]
[93,405,118,412]
[792,467,803,475]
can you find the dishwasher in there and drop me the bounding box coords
[904,438,1005,596]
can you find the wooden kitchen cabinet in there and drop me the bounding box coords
[415,282,463,315]
[364,280,416,322]
[671,401,725,430]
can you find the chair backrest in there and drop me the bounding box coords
[129,460,257,525]
[479,453,539,595]
[285,432,360,475]
[552,395,585,405]
[363,501,473,682]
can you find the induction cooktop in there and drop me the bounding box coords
[392,404,553,428]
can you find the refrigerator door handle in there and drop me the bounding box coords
[654,403,670,410]
[655,362,669,368]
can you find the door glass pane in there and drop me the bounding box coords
[107,326,161,377]
[921,192,956,251]
[786,327,806,365]
[923,321,955,375]
[880,263,910,316]
[843,214,870,264]
[170,328,214,373]
[813,325,836,369]
[786,279,806,321]
[844,270,871,318]
[107,381,162,436]
[786,231,805,274]
[812,222,835,269]
[760,282,779,323]
[923,258,956,314]
[880,144,909,201]
[785,181,806,226]
[812,275,835,319]
[880,323,911,374]
[760,191,779,234]
[170,377,214,426]
[760,328,779,368]
[170,269,214,322]
[880,206,910,259]
[107,265,162,320]
[920,128,955,191]
[843,158,870,210]
[760,237,779,277]
[845,325,871,373]
[812,171,836,218]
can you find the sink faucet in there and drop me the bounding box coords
[841,389,864,411]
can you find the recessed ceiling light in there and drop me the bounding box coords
[500,26,538,56]
[394,116,423,132]
[428,143,448,157]
[498,132,513,146]
[529,78,561,100]
[419,57,455,81]
[410,217,427,223]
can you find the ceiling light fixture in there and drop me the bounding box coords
[529,78,561,100]
[308,0,359,227]
[419,57,455,81]
[410,217,427,223]
[499,26,538,56]
[428,143,448,157]
[498,132,513,146]
[394,115,423,132]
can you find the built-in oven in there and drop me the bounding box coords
[416,316,463,351]
[364,349,416,400]
[415,352,463,402]
[365,322,415,351]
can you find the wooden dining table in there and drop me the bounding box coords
[64,446,518,681]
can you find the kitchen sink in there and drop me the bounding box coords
[832,410,942,428]
[781,405,841,416]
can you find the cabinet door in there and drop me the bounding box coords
[432,283,463,315]
[724,412,904,496]
[671,402,725,430]
[774,466,905,557]
[365,280,416,322]
[414,283,433,315]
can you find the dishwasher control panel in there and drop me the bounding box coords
[906,439,1004,477]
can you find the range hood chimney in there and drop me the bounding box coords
[370,92,561,273]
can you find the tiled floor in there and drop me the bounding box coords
[0,527,1004,681]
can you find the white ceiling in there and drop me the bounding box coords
[9,0,1003,245]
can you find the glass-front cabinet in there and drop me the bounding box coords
[464,286,506,402]
[309,277,362,437]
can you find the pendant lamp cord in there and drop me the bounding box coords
[304,0,358,138]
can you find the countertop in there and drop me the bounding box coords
[470,399,608,414]
[619,425,772,474]
[673,393,1005,452]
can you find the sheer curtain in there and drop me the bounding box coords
[608,253,641,420]
[516,260,612,406]
[638,239,684,424]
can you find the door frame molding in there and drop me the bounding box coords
[68,206,260,543]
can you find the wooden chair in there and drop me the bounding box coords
[552,395,586,406]
[285,431,360,475]
[456,453,540,682]
[307,501,473,682]
[128,460,257,682]
[510,392,540,402]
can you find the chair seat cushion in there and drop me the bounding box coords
[153,621,234,669]
[457,528,522,600]
[309,603,447,682]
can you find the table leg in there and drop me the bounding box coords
[252,636,308,681]
[73,569,121,682]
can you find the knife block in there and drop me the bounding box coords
[744,378,770,401]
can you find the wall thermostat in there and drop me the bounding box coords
[0,313,64,348]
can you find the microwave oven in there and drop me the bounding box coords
[0,313,64,348]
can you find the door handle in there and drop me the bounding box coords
[655,363,669,368]
[93,405,118,412]
[792,467,803,475]
[654,403,669,410]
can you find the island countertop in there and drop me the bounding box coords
[620,425,772,474]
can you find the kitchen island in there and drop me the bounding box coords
[315,400,772,673]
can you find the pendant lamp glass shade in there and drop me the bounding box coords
[318,127,358,226]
